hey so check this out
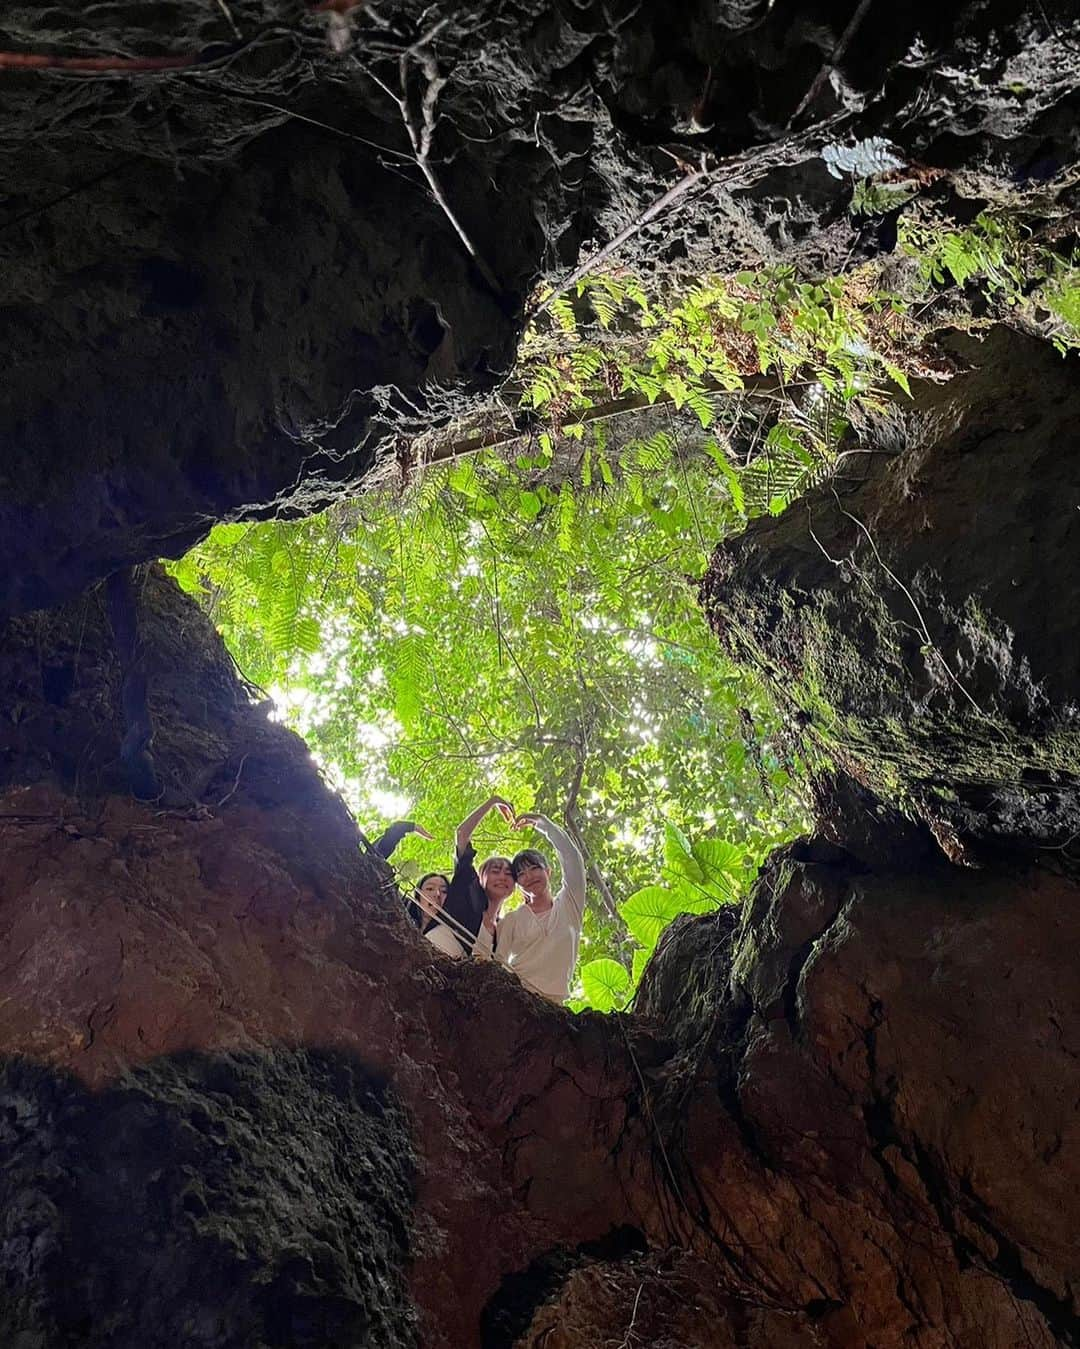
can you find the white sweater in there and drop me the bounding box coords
[424,921,464,958]
[495,817,586,1003]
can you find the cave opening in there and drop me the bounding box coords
[2,2,1080,1345]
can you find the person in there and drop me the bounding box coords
[411,871,470,958]
[495,811,586,1003]
[445,794,518,957]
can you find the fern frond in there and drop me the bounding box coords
[632,431,673,472]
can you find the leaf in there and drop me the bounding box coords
[619,886,688,950]
[580,958,631,1012]
[518,490,542,520]
[448,461,478,497]
[549,294,577,335]
[663,374,688,409]
[166,553,206,596]
[571,347,604,381]
[710,451,745,518]
[664,820,703,883]
[691,838,744,895]
[822,137,904,180]
[632,372,662,404]
[294,615,322,656]
[942,234,978,287]
[631,946,651,987]
[883,362,911,397]
[556,483,577,552]
[633,432,673,471]
[686,388,715,428]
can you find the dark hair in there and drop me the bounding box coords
[411,872,449,931]
[511,848,549,878]
[478,855,512,885]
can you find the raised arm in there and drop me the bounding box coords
[371,820,433,860]
[455,795,514,854]
[520,813,587,926]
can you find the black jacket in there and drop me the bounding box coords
[442,842,487,950]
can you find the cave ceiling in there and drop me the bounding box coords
[0,0,1077,613]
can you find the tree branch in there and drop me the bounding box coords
[563,744,623,927]
[360,32,503,296]
[415,371,785,472]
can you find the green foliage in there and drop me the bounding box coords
[1044,269,1080,351]
[849,178,917,218]
[518,264,920,543]
[169,406,809,1007]
[578,819,746,1007]
[180,228,1073,1010]
[580,958,632,1013]
[897,210,1080,354]
[899,211,1026,296]
[172,450,807,904]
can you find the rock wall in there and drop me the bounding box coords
[702,328,1080,852]
[2,1051,417,1348]
[2,1,1077,613]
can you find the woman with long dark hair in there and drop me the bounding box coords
[411,871,471,958]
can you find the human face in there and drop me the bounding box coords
[513,857,550,899]
[418,874,448,919]
[480,858,515,903]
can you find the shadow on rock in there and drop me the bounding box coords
[0,1047,417,1348]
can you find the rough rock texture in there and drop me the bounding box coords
[703,327,1080,853]
[2,569,1079,1346]
[1,1051,416,1348]
[0,571,642,1343]
[1,1,1078,613]
[518,839,1080,1347]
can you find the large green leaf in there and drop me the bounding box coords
[580,958,631,1012]
[631,946,651,987]
[619,886,689,950]
[692,838,745,891]
[664,820,704,884]
[620,883,720,952]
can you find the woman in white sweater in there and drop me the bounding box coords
[496,813,587,1003]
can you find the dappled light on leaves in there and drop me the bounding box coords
[168,230,1079,1007]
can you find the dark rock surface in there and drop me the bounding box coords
[703,327,1080,852]
[1,2,1078,613]
[0,1050,416,1348]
